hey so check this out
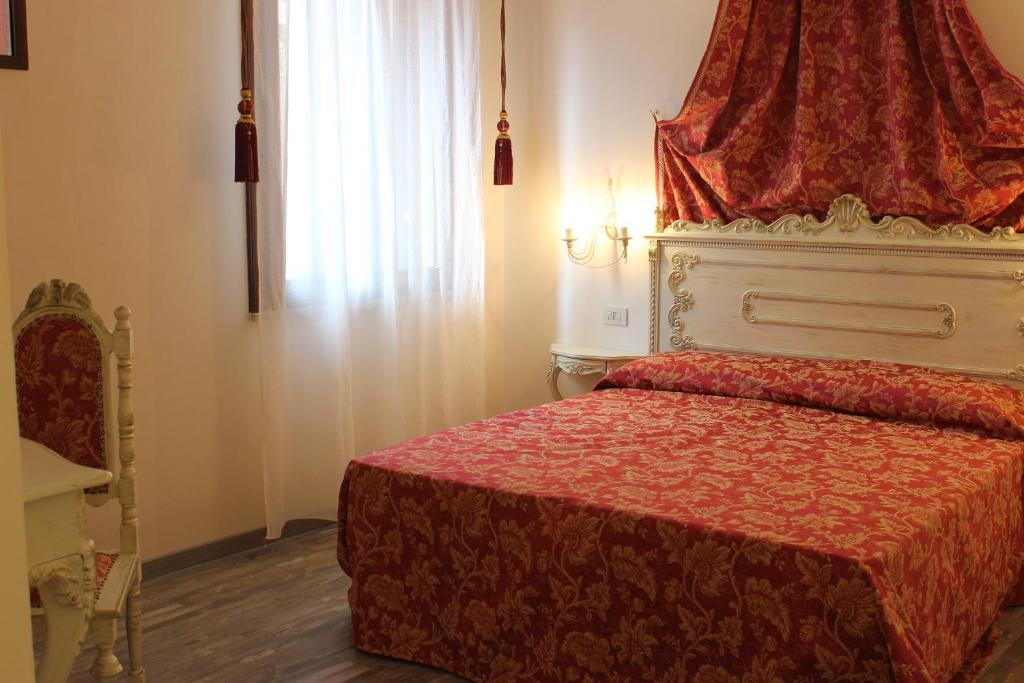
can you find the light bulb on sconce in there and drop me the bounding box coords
[560,178,650,268]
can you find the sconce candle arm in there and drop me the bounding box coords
[562,230,631,268]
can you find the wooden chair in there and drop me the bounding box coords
[14,280,144,681]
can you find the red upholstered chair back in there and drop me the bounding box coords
[13,280,135,511]
[16,314,108,478]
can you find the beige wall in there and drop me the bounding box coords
[523,0,1024,398]
[0,1,265,559]
[549,0,717,361]
[481,0,560,412]
[0,127,35,682]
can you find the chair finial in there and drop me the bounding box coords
[114,306,132,329]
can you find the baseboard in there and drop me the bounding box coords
[141,518,334,582]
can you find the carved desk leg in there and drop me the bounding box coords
[548,355,612,401]
[547,356,563,401]
[30,545,94,683]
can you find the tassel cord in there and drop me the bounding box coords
[500,0,507,115]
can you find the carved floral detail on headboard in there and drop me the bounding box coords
[664,195,1024,243]
[667,253,699,350]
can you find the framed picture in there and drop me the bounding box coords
[0,0,27,71]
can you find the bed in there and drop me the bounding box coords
[338,195,1024,681]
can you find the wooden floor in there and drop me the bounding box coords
[35,527,460,682]
[33,526,1024,682]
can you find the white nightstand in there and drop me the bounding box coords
[547,343,644,401]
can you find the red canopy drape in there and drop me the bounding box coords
[657,0,1024,230]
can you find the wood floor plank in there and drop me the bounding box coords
[30,526,1021,681]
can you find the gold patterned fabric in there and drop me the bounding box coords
[657,0,1024,229]
[15,314,107,493]
[597,351,1024,440]
[338,355,1024,681]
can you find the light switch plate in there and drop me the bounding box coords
[604,307,628,327]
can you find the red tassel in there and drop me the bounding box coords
[235,89,259,183]
[494,111,513,186]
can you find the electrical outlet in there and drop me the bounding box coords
[604,307,628,327]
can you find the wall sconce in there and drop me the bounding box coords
[561,178,632,268]
[561,222,631,267]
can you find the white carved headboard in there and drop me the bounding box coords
[648,195,1024,386]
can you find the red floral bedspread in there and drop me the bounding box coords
[338,353,1024,681]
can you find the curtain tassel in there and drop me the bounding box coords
[493,0,513,186]
[235,89,259,183]
[494,112,513,186]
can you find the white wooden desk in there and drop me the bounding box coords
[22,437,112,683]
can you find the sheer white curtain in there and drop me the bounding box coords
[254,0,485,536]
